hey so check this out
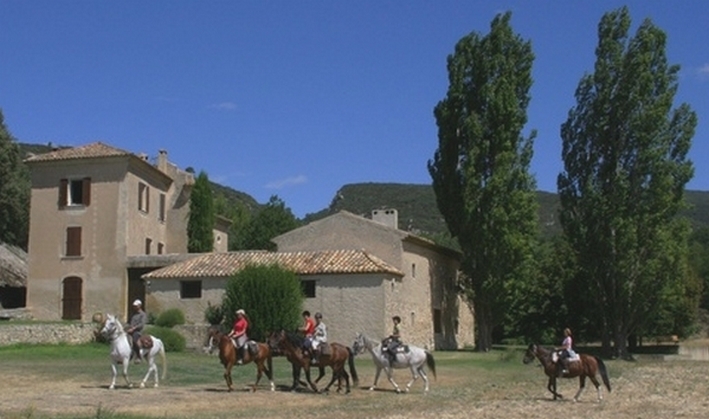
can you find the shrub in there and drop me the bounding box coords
[223,264,304,341]
[146,326,186,352]
[155,308,186,328]
[204,302,224,326]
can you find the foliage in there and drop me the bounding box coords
[145,326,186,352]
[690,226,709,310]
[222,264,304,341]
[0,111,30,250]
[428,11,538,351]
[558,7,697,358]
[187,171,215,253]
[238,195,300,251]
[204,302,224,326]
[154,308,186,328]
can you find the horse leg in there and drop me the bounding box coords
[122,357,132,388]
[109,362,118,390]
[385,367,403,393]
[290,364,300,392]
[574,376,587,402]
[140,352,156,388]
[418,366,430,392]
[547,376,562,400]
[225,363,234,392]
[253,360,263,392]
[369,366,382,391]
[405,364,419,393]
[304,366,319,393]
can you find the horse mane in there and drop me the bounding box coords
[284,330,304,347]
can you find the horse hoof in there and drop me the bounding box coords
[369,387,375,391]
[140,382,146,389]
[109,385,115,390]
[154,383,159,388]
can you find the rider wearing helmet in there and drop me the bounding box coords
[311,312,327,364]
[298,310,316,356]
[125,299,147,363]
[382,315,402,365]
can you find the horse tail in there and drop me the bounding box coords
[426,351,436,380]
[347,347,359,387]
[595,356,611,393]
[159,340,167,380]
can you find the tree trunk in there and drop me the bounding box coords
[474,301,493,352]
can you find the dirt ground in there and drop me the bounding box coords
[1,357,709,419]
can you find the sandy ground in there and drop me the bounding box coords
[1,359,709,418]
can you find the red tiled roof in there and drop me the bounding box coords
[143,249,404,279]
[24,142,134,163]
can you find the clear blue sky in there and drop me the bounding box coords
[2,1,707,218]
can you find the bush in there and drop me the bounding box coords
[146,326,186,352]
[155,308,186,328]
[223,264,304,341]
[204,302,224,325]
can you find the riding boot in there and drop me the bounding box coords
[236,347,243,364]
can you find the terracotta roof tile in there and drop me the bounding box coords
[143,249,404,279]
[24,142,134,163]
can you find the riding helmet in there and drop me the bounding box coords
[314,312,322,319]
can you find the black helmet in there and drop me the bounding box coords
[302,310,311,316]
[314,312,322,319]
[392,315,401,323]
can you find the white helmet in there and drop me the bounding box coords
[133,299,142,307]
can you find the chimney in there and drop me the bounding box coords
[157,149,168,173]
[372,209,398,229]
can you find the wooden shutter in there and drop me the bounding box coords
[66,227,82,256]
[82,177,91,206]
[59,179,68,208]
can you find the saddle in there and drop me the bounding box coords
[552,350,579,363]
[138,335,153,350]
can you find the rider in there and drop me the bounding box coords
[228,309,249,365]
[125,299,147,363]
[556,327,576,376]
[310,312,327,364]
[298,310,316,357]
[382,315,402,365]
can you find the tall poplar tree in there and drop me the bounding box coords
[558,7,697,358]
[0,110,30,249]
[187,171,215,253]
[429,12,538,351]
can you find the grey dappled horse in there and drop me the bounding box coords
[351,333,435,393]
[100,313,167,389]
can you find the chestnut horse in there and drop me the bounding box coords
[207,329,274,392]
[268,330,358,394]
[523,343,611,402]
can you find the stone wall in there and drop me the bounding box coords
[0,322,211,350]
[0,322,98,346]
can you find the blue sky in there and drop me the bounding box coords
[2,1,707,218]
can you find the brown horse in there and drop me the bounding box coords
[207,328,274,392]
[523,343,611,402]
[268,330,358,394]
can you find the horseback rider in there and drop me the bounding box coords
[556,327,576,376]
[310,312,327,364]
[382,315,402,365]
[228,309,249,365]
[125,299,147,363]
[298,310,315,357]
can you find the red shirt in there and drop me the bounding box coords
[232,317,248,337]
[303,317,315,336]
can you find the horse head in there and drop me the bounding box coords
[352,333,367,355]
[522,343,541,364]
[100,314,124,341]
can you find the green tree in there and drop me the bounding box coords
[558,7,697,358]
[689,227,709,310]
[213,192,252,251]
[187,171,215,253]
[222,264,304,341]
[242,195,299,251]
[428,12,538,351]
[0,110,30,249]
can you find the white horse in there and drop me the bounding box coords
[100,313,167,389]
[352,333,436,393]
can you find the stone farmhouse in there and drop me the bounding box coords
[22,141,474,350]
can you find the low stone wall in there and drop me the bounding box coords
[0,322,213,350]
[0,322,98,346]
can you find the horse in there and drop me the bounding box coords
[523,343,611,402]
[206,328,275,392]
[352,333,436,393]
[99,314,167,389]
[267,329,358,394]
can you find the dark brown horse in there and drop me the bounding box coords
[268,330,358,394]
[207,328,274,392]
[523,343,611,402]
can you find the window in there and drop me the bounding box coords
[411,263,416,278]
[145,238,152,255]
[59,178,91,207]
[65,226,82,257]
[139,182,150,213]
[157,242,165,255]
[158,193,166,222]
[301,280,316,298]
[433,309,442,334]
[180,281,202,299]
